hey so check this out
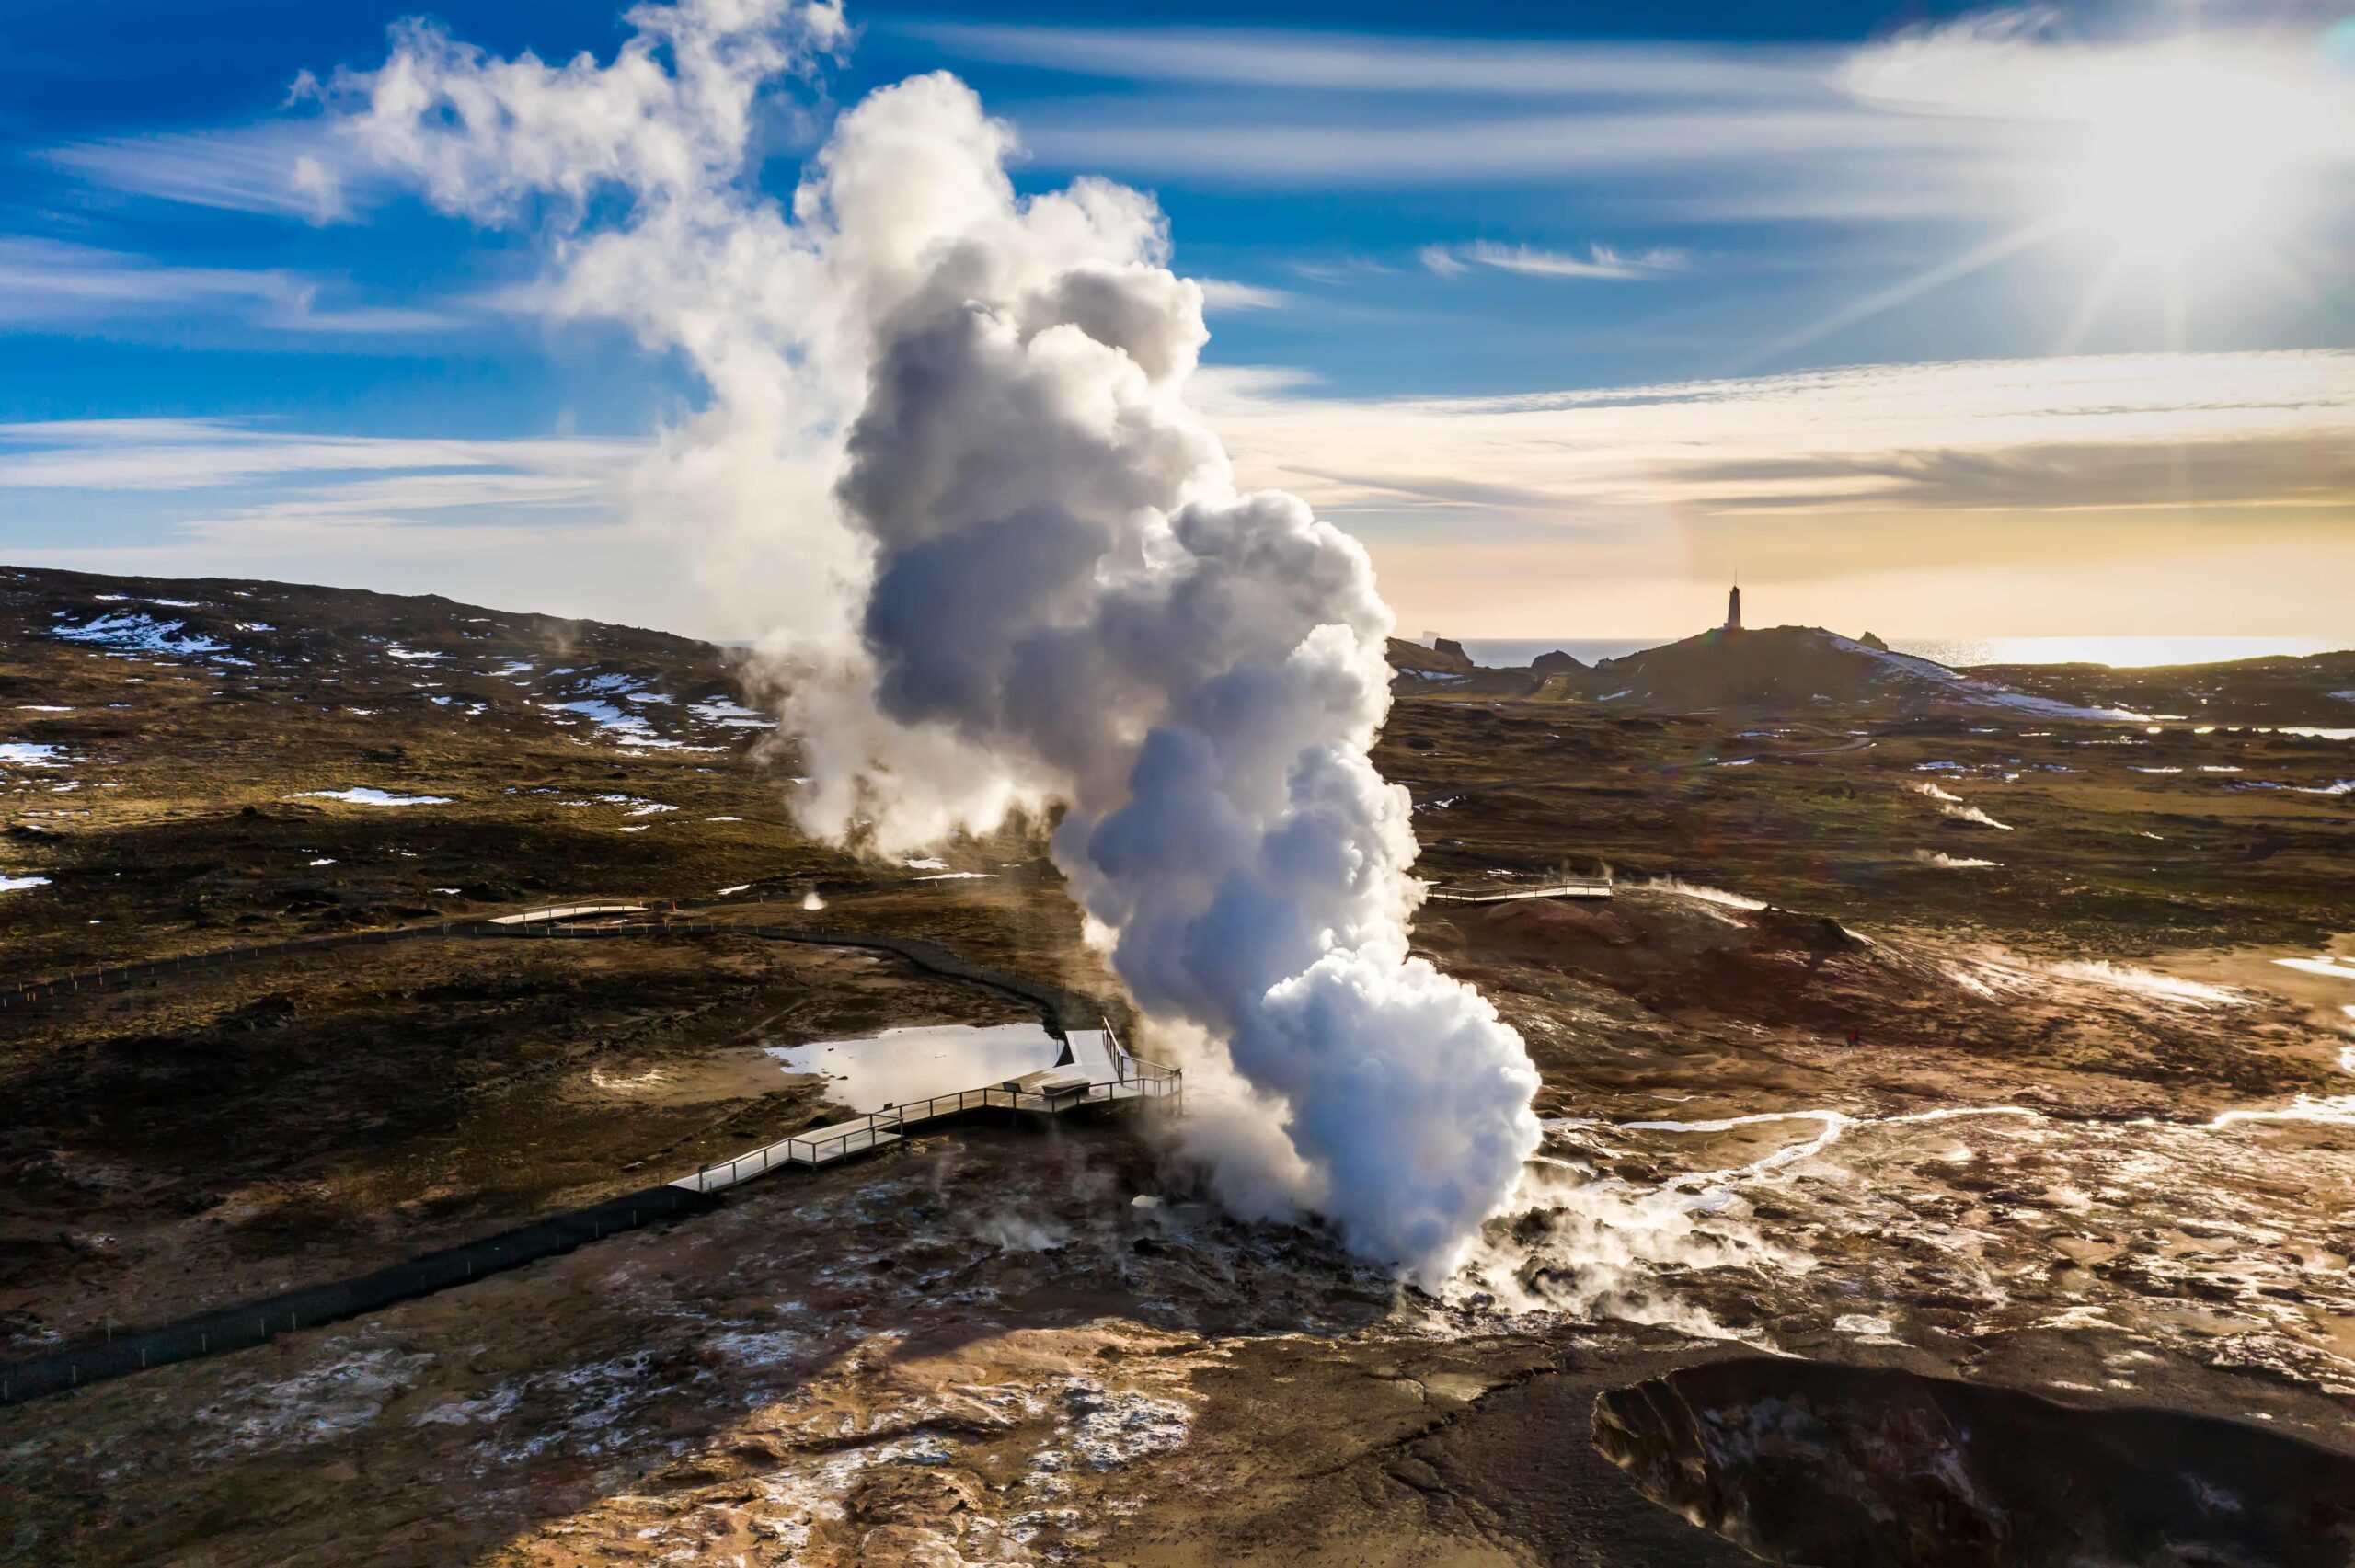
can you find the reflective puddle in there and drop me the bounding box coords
[766,1024,1063,1112]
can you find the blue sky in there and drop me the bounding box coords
[2,0,2350,638]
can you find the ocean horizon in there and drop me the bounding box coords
[1453,635,2350,670]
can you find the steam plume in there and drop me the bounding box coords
[330,0,1541,1280]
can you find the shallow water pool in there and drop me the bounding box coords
[766,1023,1063,1112]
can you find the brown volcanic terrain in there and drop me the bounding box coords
[4,566,2353,1566]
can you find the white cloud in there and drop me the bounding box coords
[1016,106,1993,193]
[13,346,2349,647]
[902,23,2002,211]
[0,418,702,629]
[903,24,1838,99]
[0,419,637,491]
[43,123,362,223]
[1191,349,2355,524]
[0,239,464,334]
[1181,345,2355,638]
[1422,241,1687,280]
[1193,277,1292,311]
[927,13,2352,243]
[1839,9,2345,130]
[1415,245,1466,278]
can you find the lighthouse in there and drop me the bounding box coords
[1726,583,1742,632]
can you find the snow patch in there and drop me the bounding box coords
[690,695,776,728]
[2277,956,2355,983]
[1826,635,2142,721]
[545,697,650,738]
[293,787,454,807]
[51,612,224,658]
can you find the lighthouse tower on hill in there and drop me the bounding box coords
[1726,583,1742,632]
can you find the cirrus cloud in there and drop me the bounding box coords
[1420,241,1688,280]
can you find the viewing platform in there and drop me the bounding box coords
[671,1021,1179,1196]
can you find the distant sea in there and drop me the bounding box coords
[1456,635,2346,670]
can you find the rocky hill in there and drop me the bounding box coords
[0,563,871,980]
[1383,635,1476,679]
[1386,624,2135,721]
[1983,649,2355,728]
[4,565,757,752]
[1579,625,2132,719]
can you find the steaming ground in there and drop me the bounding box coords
[6,568,2355,1562]
[1418,887,2355,1376]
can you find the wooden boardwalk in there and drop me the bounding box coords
[0,903,1178,1404]
[673,1024,1178,1195]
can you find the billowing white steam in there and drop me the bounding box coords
[1903,778,2011,830]
[327,0,1540,1280]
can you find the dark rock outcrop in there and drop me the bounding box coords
[1384,637,1476,677]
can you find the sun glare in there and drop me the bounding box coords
[2062,58,2340,256]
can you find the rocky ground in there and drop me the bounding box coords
[4,567,2352,1565]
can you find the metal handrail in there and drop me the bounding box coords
[682,1059,1185,1193]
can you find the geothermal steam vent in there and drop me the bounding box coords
[327,0,1541,1280]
